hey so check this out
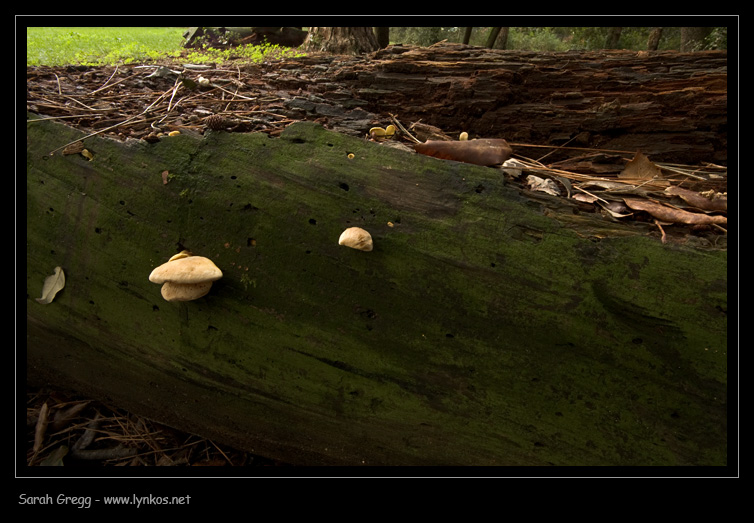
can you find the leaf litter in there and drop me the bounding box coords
[26,387,291,467]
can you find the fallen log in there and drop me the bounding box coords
[263,44,728,165]
[25,116,727,467]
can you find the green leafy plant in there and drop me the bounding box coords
[182,42,306,64]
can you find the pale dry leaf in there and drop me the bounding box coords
[36,266,65,304]
[526,175,561,196]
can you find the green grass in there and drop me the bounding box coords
[26,27,305,67]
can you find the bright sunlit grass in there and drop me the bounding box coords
[26,27,188,66]
[26,26,306,67]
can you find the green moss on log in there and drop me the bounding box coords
[26,116,727,466]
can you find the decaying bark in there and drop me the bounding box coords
[259,44,727,165]
[304,27,380,55]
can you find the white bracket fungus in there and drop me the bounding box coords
[149,252,223,302]
[338,227,373,252]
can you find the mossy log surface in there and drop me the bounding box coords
[26,117,727,466]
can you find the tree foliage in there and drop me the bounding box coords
[385,26,727,51]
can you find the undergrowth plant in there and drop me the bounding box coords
[182,42,306,64]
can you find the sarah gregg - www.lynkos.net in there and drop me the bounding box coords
[19,493,192,508]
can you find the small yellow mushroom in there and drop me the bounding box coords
[369,125,396,141]
[338,227,373,252]
[459,132,468,141]
[168,130,181,137]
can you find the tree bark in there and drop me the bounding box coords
[304,27,379,54]
[375,27,390,49]
[605,27,622,48]
[681,27,713,51]
[647,27,663,50]
[263,44,727,165]
[462,27,473,44]
[485,27,502,48]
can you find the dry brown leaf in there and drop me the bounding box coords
[36,266,65,304]
[620,151,663,180]
[62,141,85,156]
[414,139,513,166]
[623,198,727,226]
[665,186,727,212]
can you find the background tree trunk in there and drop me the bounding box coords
[375,27,390,49]
[647,27,663,50]
[485,27,502,48]
[605,27,622,48]
[305,27,379,54]
[462,27,473,44]
[681,27,713,51]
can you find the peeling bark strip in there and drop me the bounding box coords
[414,138,512,166]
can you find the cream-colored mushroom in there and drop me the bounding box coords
[160,281,214,302]
[149,254,223,301]
[338,227,373,252]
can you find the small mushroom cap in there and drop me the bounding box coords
[161,281,213,302]
[338,227,373,251]
[149,255,223,284]
[168,250,193,262]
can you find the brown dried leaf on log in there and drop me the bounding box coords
[414,139,513,166]
[62,141,85,155]
[665,186,727,212]
[619,151,669,186]
[620,151,662,179]
[623,198,727,226]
